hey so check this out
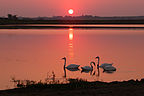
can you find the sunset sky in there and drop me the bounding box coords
[0,0,144,17]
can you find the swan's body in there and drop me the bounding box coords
[66,68,79,71]
[81,62,95,71]
[103,66,116,71]
[81,70,96,76]
[62,57,80,69]
[99,63,113,68]
[66,64,80,69]
[81,66,93,71]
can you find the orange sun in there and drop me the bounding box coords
[68,9,74,15]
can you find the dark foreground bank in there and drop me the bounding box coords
[0,79,144,96]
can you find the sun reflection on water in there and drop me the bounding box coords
[69,28,73,41]
[68,28,74,61]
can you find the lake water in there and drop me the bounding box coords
[0,26,144,89]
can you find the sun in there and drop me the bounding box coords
[68,9,74,15]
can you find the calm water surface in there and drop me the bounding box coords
[0,28,144,89]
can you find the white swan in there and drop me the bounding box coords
[62,57,80,69]
[81,61,95,71]
[96,56,113,68]
[95,56,116,71]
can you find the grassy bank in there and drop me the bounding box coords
[0,78,144,96]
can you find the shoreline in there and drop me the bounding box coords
[1,19,144,25]
[1,19,144,29]
[1,25,144,29]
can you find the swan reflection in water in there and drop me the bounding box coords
[103,70,116,74]
[81,70,96,76]
[63,67,80,78]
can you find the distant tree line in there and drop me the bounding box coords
[7,14,17,20]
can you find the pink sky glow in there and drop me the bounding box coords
[0,0,144,17]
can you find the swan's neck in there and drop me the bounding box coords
[64,59,66,68]
[90,63,93,69]
[97,58,100,69]
[63,67,66,78]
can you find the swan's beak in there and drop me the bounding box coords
[95,56,99,59]
[61,57,66,60]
